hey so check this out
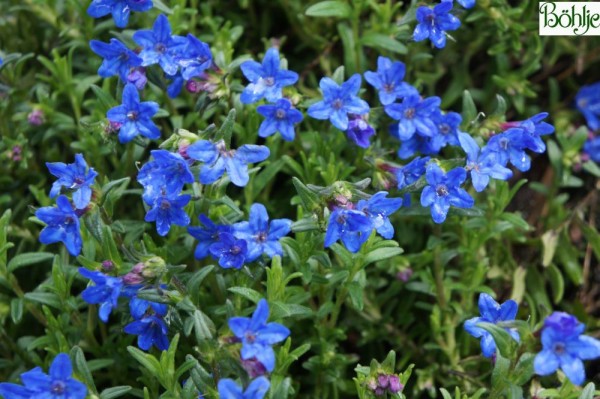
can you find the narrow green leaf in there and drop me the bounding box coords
[305,1,351,18]
[227,286,262,303]
[100,386,133,399]
[7,252,54,272]
[361,32,407,54]
[462,90,477,125]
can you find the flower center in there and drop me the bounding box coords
[499,138,509,150]
[65,216,75,225]
[154,43,167,54]
[127,111,138,121]
[160,199,171,209]
[231,245,242,255]
[383,83,395,93]
[257,231,267,242]
[245,331,256,343]
[332,99,344,110]
[553,342,566,354]
[264,77,275,86]
[435,184,449,197]
[51,381,66,394]
[439,124,450,134]
[404,108,415,119]
[276,109,286,119]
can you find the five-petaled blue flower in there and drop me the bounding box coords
[217,376,270,399]
[133,14,187,76]
[36,195,82,256]
[188,214,234,260]
[356,192,403,240]
[420,164,474,223]
[178,34,213,80]
[458,132,512,192]
[240,48,298,104]
[485,128,533,172]
[90,38,142,81]
[432,110,462,148]
[413,2,461,49]
[107,83,160,143]
[464,293,520,358]
[346,115,376,149]
[534,312,600,386]
[79,268,123,323]
[364,56,417,106]
[209,232,248,269]
[395,132,443,159]
[324,208,373,253]
[534,312,600,385]
[187,139,270,187]
[385,95,441,141]
[137,149,194,204]
[256,98,304,141]
[307,74,370,131]
[46,153,98,209]
[144,193,191,236]
[0,353,87,399]
[229,299,290,372]
[124,313,169,351]
[576,82,600,131]
[515,112,555,153]
[87,0,153,28]
[233,203,292,262]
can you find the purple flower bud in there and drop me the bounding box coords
[241,357,268,378]
[388,375,403,393]
[374,387,385,396]
[396,268,413,282]
[27,109,44,126]
[122,272,144,285]
[185,79,202,93]
[132,262,144,274]
[377,374,390,388]
[127,67,147,90]
[101,260,115,271]
[346,114,375,148]
[10,145,22,162]
[366,378,378,391]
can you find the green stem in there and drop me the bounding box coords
[329,256,362,328]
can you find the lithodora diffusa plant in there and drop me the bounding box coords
[1,0,600,398]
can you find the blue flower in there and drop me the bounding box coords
[324,208,373,253]
[443,0,475,9]
[90,38,142,81]
[137,150,194,203]
[229,299,290,372]
[464,293,520,358]
[256,98,304,141]
[46,154,98,209]
[534,312,600,385]
[0,353,87,399]
[129,296,168,319]
[485,128,533,172]
[217,376,270,399]
[583,135,600,163]
[395,156,430,190]
[385,95,441,140]
[178,34,213,80]
[107,83,160,143]
[166,72,185,98]
[87,0,153,28]
[79,268,123,323]
[209,232,248,269]
[188,214,233,259]
[124,314,170,351]
[307,74,370,131]
[144,193,191,236]
[413,2,461,49]
[364,56,417,105]
[575,82,600,131]
[515,112,555,153]
[36,195,82,256]
[395,131,444,159]
[356,192,403,239]
[186,139,270,187]
[240,48,298,104]
[133,14,187,76]
[458,132,512,192]
[127,67,147,90]
[432,110,462,147]
[233,204,292,262]
[420,164,474,223]
[346,115,376,149]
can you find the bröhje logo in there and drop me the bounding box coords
[539,2,600,36]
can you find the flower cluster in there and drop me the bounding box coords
[79,262,170,351]
[218,299,290,398]
[325,191,403,253]
[36,155,98,256]
[189,204,291,269]
[87,0,153,28]
[413,0,475,49]
[365,374,403,397]
[0,353,87,399]
[575,81,600,163]
[241,48,303,141]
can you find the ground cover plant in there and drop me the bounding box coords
[1,0,600,397]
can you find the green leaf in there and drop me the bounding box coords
[440,388,453,399]
[578,382,595,399]
[360,33,407,54]
[24,292,61,309]
[305,1,351,18]
[270,302,313,319]
[292,177,321,212]
[462,90,477,125]
[477,322,515,358]
[347,282,364,310]
[127,346,162,379]
[227,286,262,303]
[7,252,54,272]
[71,346,98,394]
[100,386,133,399]
[216,109,236,147]
[90,84,117,112]
[547,264,564,304]
[10,298,23,324]
[541,230,558,267]
[512,352,535,385]
[192,309,215,340]
[363,246,403,267]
